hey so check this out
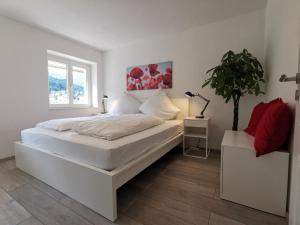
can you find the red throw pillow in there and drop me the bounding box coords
[245,98,283,136]
[254,99,292,156]
[244,102,269,136]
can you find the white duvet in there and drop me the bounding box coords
[36,115,109,131]
[73,114,164,140]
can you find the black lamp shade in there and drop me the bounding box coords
[185,91,194,98]
[184,91,210,119]
[103,95,108,99]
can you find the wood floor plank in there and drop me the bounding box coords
[126,156,173,191]
[145,176,219,209]
[125,200,194,225]
[0,160,16,172]
[117,184,143,212]
[9,184,92,225]
[213,186,220,200]
[167,160,219,174]
[210,200,288,225]
[0,188,31,225]
[18,217,44,225]
[12,169,33,183]
[137,193,210,225]
[0,169,29,192]
[143,182,216,211]
[163,165,219,186]
[145,178,287,225]
[150,175,215,198]
[0,166,6,173]
[120,178,214,224]
[60,196,143,225]
[209,213,245,225]
[0,187,13,203]
[170,152,220,166]
[0,200,32,225]
[29,178,66,202]
[128,169,162,190]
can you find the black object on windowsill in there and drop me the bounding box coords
[185,91,210,119]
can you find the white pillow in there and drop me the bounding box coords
[139,90,180,120]
[109,92,142,115]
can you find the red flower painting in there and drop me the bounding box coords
[126,61,172,91]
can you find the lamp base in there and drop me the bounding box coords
[195,115,204,119]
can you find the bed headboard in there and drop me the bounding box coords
[171,98,189,120]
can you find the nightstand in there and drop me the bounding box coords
[183,117,210,159]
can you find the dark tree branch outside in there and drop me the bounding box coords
[202,49,265,131]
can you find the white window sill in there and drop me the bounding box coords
[49,105,92,110]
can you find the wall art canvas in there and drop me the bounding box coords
[127,61,172,91]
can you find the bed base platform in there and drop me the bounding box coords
[14,132,182,221]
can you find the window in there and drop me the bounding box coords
[48,55,91,108]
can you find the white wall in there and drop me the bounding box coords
[264,0,300,102]
[0,15,103,159]
[264,1,300,224]
[103,10,266,149]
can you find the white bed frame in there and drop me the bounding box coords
[15,98,188,222]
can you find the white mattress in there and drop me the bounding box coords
[21,120,183,170]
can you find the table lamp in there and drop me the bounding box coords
[185,91,210,119]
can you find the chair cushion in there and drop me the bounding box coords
[254,98,292,156]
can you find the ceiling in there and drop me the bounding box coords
[0,0,267,51]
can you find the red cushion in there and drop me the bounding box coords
[244,102,269,136]
[244,98,283,136]
[254,99,292,157]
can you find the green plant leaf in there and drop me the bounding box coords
[202,49,265,129]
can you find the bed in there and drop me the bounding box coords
[15,98,188,221]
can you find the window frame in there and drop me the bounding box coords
[48,54,92,109]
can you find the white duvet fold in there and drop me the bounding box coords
[73,114,164,140]
[36,115,109,131]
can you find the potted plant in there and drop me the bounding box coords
[202,49,265,131]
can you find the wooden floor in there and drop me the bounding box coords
[0,148,288,225]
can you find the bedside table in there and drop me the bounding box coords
[183,117,210,159]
